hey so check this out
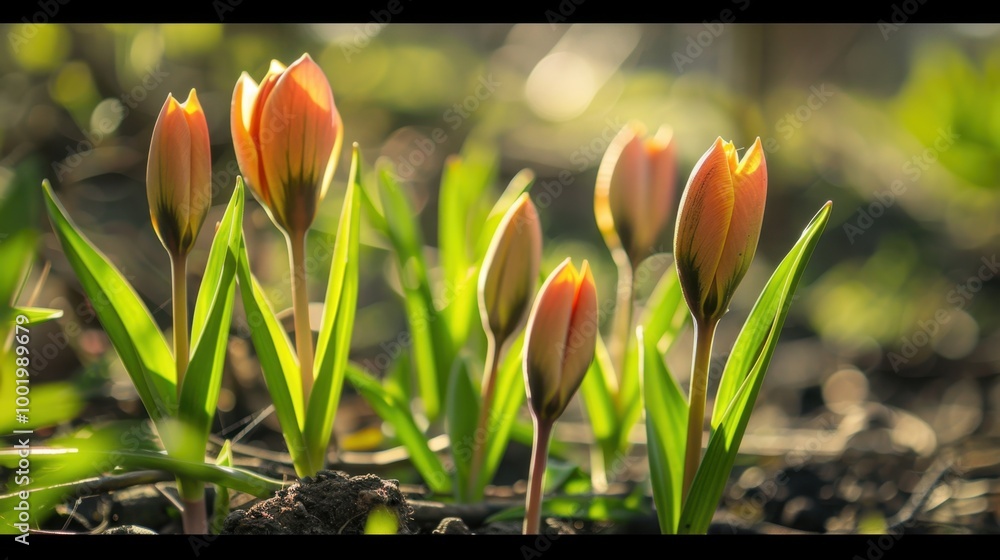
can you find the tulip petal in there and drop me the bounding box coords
[148,94,192,254]
[674,137,734,314]
[644,127,676,252]
[594,124,637,252]
[558,259,597,410]
[180,89,211,241]
[231,72,266,207]
[524,258,577,418]
[714,138,767,304]
[259,54,338,233]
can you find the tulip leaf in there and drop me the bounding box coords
[235,226,310,475]
[178,180,243,463]
[438,146,498,348]
[445,353,479,501]
[640,326,688,534]
[641,260,690,357]
[212,439,234,534]
[43,180,176,422]
[580,333,620,480]
[305,145,362,472]
[679,201,832,534]
[370,160,450,421]
[345,363,451,495]
[12,306,64,325]
[477,333,526,494]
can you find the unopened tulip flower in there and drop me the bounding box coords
[231,53,343,237]
[479,193,543,346]
[522,258,598,534]
[146,88,212,396]
[469,193,542,498]
[675,137,766,325]
[594,122,677,384]
[595,122,676,268]
[147,89,211,258]
[674,136,766,499]
[231,53,343,408]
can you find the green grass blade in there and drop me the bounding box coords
[345,363,451,495]
[445,353,479,501]
[679,202,832,534]
[639,326,688,534]
[438,147,498,347]
[0,232,37,344]
[178,180,244,461]
[641,262,690,352]
[212,440,234,534]
[235,227,310,475]
[477,333,526,492]
[580,334,620,474]
[42,180,176,422]
[305,145,363,471]
[373,161,447,420]
[12,306,63,325]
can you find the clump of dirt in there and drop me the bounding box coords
[222,470,411,535]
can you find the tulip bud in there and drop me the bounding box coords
[595,122,676,267]
[147,89,212,258]
[674,137,767,325]
[231,53,343,236]
[478,193,542,346]
[523,258,598,423]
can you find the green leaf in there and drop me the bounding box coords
[372,161,448,420]
[580,334,620,478]
[42,180,176,422]
[641,261,690,353]
[0,378,83,433]
[177,180,243,462]
[477,333,526,492]
[345,363,452,495]
[486,493,648,523]
[13,306,63,325]
[0,232,37,343]
[0,446,284,498]
[679,202,832,534]
[305,145,363,472]
[438,146,498,348]
[639,326,688,534]
[212,440,234,534]
[235,225,310,476]
[445,353,479,502]
[474,168,535,260]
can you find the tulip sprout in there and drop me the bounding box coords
[522,259,598,534]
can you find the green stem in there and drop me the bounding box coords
[609,252,634,384]
[682,317,718,502]
[468,334,501,500]
[171,254,188,394]
[288,229,314,413]
[523,418,552,535]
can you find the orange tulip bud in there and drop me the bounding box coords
[231,53,343,236]
[147,89,212,257]
[595,122,676,267]
[674,137,767,325]
[523,258,598,423]
[478,193,543,346]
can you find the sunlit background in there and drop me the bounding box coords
[3,23,1000,532]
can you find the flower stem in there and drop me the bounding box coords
[181,494,207,534]
[171,254,188,394]
[468,334,501,500]
[523,418,553,534]
[609,251,634,383]
[682,317,718,501]
[288,230,314,412]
